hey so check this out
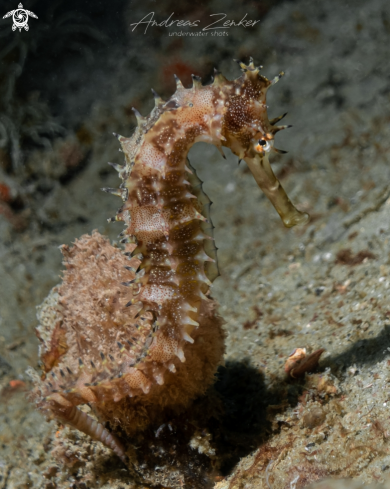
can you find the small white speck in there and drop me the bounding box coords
[225,182,236,193]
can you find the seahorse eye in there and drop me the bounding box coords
[255,138,272,153]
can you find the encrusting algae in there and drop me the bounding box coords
[28,58,309,476]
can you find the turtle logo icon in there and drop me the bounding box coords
[3,3,38,32]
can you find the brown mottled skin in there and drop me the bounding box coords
[29,58,309,462]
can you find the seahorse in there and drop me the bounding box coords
[29,58,309,464]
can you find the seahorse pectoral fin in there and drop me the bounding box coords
[245,154,309,228]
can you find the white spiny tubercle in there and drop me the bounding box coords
[195,250,216,262]
[113,132,126,141]
[270,71,285,85]
[132,107,146,125]
[198,271,213,287]
[154,372,164,385]
[168,363,176,373]
[200,291,212,302]
[174,74,185,89]
[193,211,208,222]
[191,74,202,89]
[183,303,197,313]
[184,317,199,328]
[183,331,194,344]
[108,161,124,173]
[176,348,186,363]
[151,88,164,106]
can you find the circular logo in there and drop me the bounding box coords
[3,3,38,32]
[12,7,29,31]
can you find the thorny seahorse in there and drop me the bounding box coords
[29,58,309,463]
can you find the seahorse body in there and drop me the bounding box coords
[116,61,308,228]
[107,58,308,376]
[30,58,308,462]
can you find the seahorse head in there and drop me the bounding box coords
[217,58,309,227]
[120,58,309,228]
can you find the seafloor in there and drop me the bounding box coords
[1,0,390,487]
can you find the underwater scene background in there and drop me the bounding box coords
[1,0,390,487]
